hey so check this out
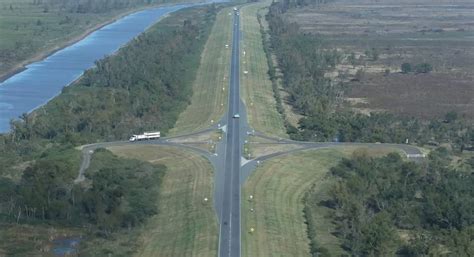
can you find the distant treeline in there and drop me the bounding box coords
[275,0,334,11]
[304,149,474,256]
[266,2,474,151]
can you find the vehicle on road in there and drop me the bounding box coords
[233,114,240,118]
[129,131,160,142]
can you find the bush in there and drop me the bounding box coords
[401,62,412,73]
[414,63,433,73]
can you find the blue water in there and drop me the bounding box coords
[0,2,220,132]
[52,237,81,256]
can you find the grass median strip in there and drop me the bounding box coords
[108,145,218,257]
[171,7,233,135]
[240,2,287,138]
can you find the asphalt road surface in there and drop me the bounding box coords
[218,10,241,257]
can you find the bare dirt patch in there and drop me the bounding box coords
[348,72,474,119]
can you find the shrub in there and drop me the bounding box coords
[401,62,412,73]
[414,63,433,73]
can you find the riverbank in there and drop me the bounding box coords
[0,1,190,83]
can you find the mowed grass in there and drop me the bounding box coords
[242,146,406,257]
[240,2,287,138]
[108,145,218,257]
[170,7,233,135]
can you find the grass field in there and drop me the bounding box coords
[285,0,474,119]
[242,146,406,257]
[108,145,218,257]
[170,7,233,135]
[240,2,287,138]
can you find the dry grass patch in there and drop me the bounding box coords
[285,1,474,120]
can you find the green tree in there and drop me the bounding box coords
[401,62,412,73]
[414,63,433,73]
[445,111,458,123]
[360,212,398,256]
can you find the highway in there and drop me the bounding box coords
[218,10,242,257]
[77,11,245,256]
[75,7,426,257]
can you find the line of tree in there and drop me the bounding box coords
[8,5,218,146]
[401,62,433,74]
[275,0,335,12]
[304,149,474,256]
[266,2,474,151]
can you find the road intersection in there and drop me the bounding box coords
[76,8,424,257]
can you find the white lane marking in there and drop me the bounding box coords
[241,157,251,166]
[221,125,227,133]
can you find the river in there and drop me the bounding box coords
[0,2,217,133]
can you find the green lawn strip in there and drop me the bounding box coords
[108,145,218,257]
[240,2,287,138]
[170,7,233,135]
[242,146,406,257]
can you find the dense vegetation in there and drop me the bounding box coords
[0,148,164,233]
[304,150,474,256]
[0,5,219,255]
[266,2,474,151]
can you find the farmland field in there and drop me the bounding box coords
[286,0,474,119]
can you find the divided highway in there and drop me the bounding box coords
[218,10,242,257]
[75,6,425,257]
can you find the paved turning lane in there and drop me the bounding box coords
[218,10,241,257]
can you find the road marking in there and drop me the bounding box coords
[241,157,251,166]
[221,125,228,133]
